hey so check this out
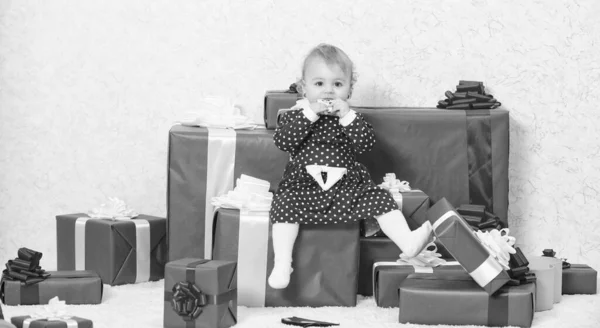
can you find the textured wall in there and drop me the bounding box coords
[1,0,599,273]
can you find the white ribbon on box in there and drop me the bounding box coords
[22,297,78,328]
[75,198,151,283]
[211,175,273,306]
[378,173,421,209]
[175,97,259,130]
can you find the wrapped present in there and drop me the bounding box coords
[11,316,92,328]
[56,212,167,286]
[264,85,300,129]
[1,271,102,305]
[167,125,289,261]
[358,237,400,296]
[163,258,236,328]
[427,198,511,294]
[355,107,509,227]
[212,208,359,307]
[398,272,535,327]
[562,264,597,295]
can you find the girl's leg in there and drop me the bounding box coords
[268,222,300,289]
[376,210,433,258]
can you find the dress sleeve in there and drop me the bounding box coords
[339,112,376,155]
[273,101,318,153]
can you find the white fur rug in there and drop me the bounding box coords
[2,280,600,328]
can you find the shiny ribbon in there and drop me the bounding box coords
[433,210,504,288]
[204,128,236,259]
[398,242,448,268]
[23,297,78,328]
[474,228,516,270]
[170,281,207,320]
[75,217,151,282]
[237,210,270,307]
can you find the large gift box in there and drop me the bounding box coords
[56,214,167,285]
[11,316,92,328]
[264,89,300,129]
[398,272,535,327]
[163,258,237,328]
[360,190,430,237]
[212,208,359,307]
[373,260,464,307]
[355,107,509,227]
[427,198,511,294]
[1,271,102,305]
[563,264,597,294]
[357,238,399,296]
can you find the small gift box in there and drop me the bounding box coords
[398,272,535,327]
[563,264,597,295]
[427,198,512,294]
[163,258,237,328]
[264,85,300,129]
[56,199,166,286]
[10,297,93,328]
[1,271,102,305]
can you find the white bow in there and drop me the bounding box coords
[87,197,138,220]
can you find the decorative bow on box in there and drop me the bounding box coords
[456,204,506,231]
[1,248,50,286]
[437,80,502,110]
[175,96,258,130]
[211,174,273,212]
[398,242,447,268]
[378,173,412,192]
[87,197,138,221]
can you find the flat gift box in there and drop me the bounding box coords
[56,214,167,286]
[398,272,535,328]
[427,198,511,294]
[373,261,464,307]
[11,316,93,328]
[212,208,359,307]
[1,271,102,305]
[264,90,300,129]
[360,190,430,237]
[163,258,237,328]
[358,237,399,296]
[562,264,597,295]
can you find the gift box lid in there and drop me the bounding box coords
[11,315,93,328]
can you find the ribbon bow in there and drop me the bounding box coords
[474,228,516,270]
[211,175,273,211]
[171,281,207,321]
[29,297,72,321]
[542,248,571,269]
[87,197,138,220]
[379,173,412,192]
[398,242,447,267]
[1,248,50,286]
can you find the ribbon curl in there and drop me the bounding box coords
[398,242,447,268]
[171,281,207,321]
[378,173,412,192]
[211,174,273,212]
[474,228,516,270]
[87,197,138,220]
[1,247,50,286]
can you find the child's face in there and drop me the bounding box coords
[303,57,351,103]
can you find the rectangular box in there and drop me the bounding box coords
[212,208,359,307]
[562,264,597,294]
[373,261,464,307]
[11,316,93,328]
[264,90,300,129]
[56,214,167,285]
[358,238,399,296]
[164,258,237,328]
[1,271,102,305]
[361,190,430,237]
[399,272,535,327]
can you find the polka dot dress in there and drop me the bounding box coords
[270,109,398,225]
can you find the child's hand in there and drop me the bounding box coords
[331,99,350,118]
[309,101,329,115]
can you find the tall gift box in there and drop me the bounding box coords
[427,198,511,294]
[212,208,359,307]
[56,214,167,285]
[398,272,535,328]
[264,89,300,129]
[164,258,237,328]
[356,107,509,227]
[1,271,102,305]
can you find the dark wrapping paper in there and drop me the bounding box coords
[399,272,535,328]
[264,91,300,129]
[358,238,399,296]
[562,264,597,295]
[11,316,92,328]
[1,271,102,305]
[355,107,509,227]
[427,198,511,294]
[360,190,430,237]
[167,126,289,261]
[56,214,167,286]
[373,262,465,307]
[163,258,237,328]
[212,208,359,307]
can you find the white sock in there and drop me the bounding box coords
[376,210,433,258]
[268,222,299,289]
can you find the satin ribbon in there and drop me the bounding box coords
[372,260,461,296]
[23,297,78,328]
[398,242,448,268]
[204,128,236,259]
[237,210,270,307]
[75,217,151,283]
[474,228,516,270]
[305,165,347,191]
[433,210,504,288]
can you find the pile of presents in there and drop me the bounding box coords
[0,82,597,328]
